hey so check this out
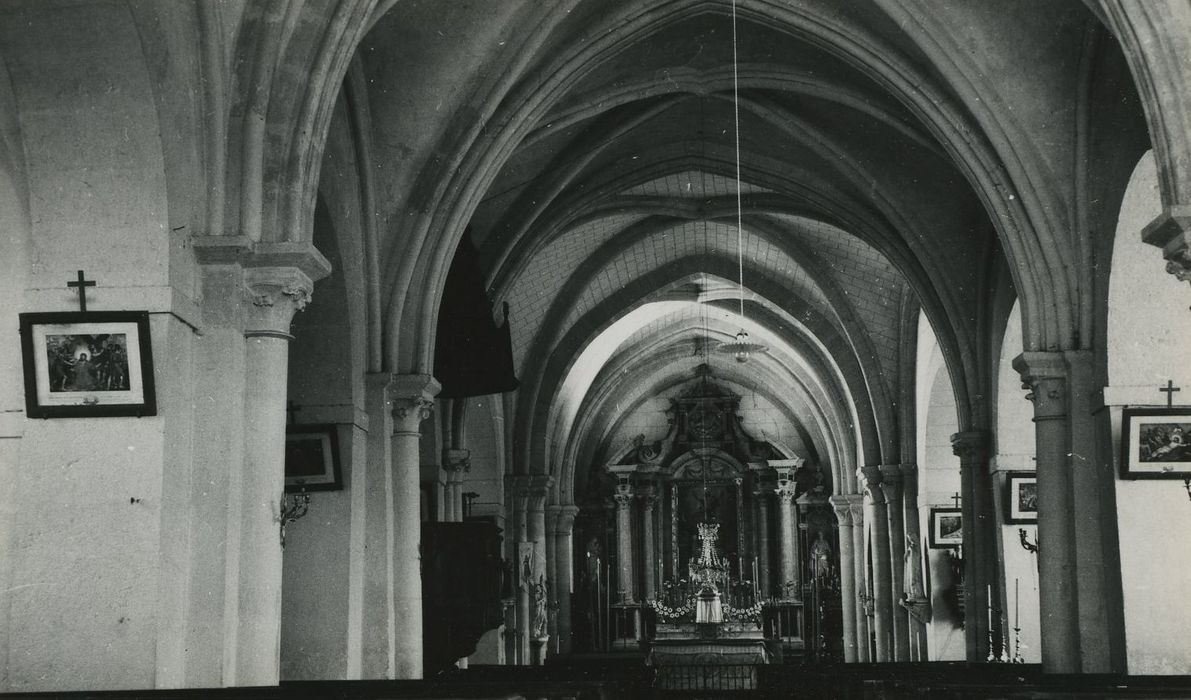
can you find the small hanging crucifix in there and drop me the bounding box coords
[1159,380,1181,409]
[950,492,962,508]
[66,270,96,312]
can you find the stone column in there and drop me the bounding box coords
[849,499,870,662]
[552,505,580,654]
[774,474,800,600]
[233,266,313,685]
[754,486,772,598]
[899,464,929,660]
[860,467,892,662]
[444,449,469,522]
[640,486,658,601]
[390,374,439,679]
[1014,352,1126,673]
[830,496,859,662]
[879,465,909,661]
[361,373,396,678]
[508,478,530,665]
[951,429,999,662]
[614,482,635,603]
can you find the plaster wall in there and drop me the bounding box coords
[993,302,1040,663]
[0,4,198,690]
[914,312,964,661]
[1106,152,1191,675]
[463,395,502,513]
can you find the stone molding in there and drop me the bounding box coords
[1141,205,1191,283]
[1013,352,1068,420]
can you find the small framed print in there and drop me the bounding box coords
[1120,407,1191,479]
[1004,472,1038,524]
[928,507,963,549]
[19,311,156,419]
[284,424,342,492]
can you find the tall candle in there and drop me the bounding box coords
[1014,578,1019,627]
[987,584,993,631]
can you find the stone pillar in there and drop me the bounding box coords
[899,464,929,660]
[444,449,469,522]
[774,474,800,600]
[950,430,998,662]
[552,505,580,654]
[861,467,892,662]
[830,496,859,662]
[641,486,658,601]
[508,478,530,665]
[614,482,635,603]
[361,373,396,678]
[754,486,772,598]
[390,374,439,679]
[233,266,313,685]
[849,499,870,662]
[1014,352,1125,673]
[879,465,909,661]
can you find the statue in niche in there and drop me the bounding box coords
[809,530,833,586]
[532,575,548,638]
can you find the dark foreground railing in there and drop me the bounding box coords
[653,663,759,691]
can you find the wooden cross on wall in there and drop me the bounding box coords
[951,492,962,508]
[67,270,96,312]
[1160,380,1181,409]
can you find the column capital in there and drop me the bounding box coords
[614,482,634,508]
[859,465,885,504]
[1013,352,1068,419]
[832,502,854,526]
[547,504,581,534]
[445,448,470,473]
[878,465,903,501]
[527,475,553,510]
[242,266,313,338]
[774,479,798,504]
[390,374,440,428]
[639,485,659,508]
[1141,204,1191,283]
[950,430,990,463]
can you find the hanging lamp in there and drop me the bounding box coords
[715,0,767,364]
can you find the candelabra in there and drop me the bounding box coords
[1011,625,1025,663]
[279,488,311,548]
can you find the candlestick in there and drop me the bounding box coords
[1014,577,1019,627]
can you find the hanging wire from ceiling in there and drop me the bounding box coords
[716,0,768,364]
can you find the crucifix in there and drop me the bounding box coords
[67,270,96,312]
[950,492,962,508]
[1159,380,1181,409]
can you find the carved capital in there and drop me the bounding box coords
[950,430,990,464]
[832,503,853,526]
[1013,352,1068,420]
[640,485,659,509]
[242,266,313,338]
[614,482,634,508]
[548,504,581,534]
[391,374,440,430]
[859,465,885,503]
[446,448,471,473]
[879,464,904,501]
[1142,205,1191,283]
[527,474,553,511]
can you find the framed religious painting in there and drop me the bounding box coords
[928,507,963,549]
[19,311,156,419]
[1004,472,1038,524]
[1120,407,1191,479]
[284,424,342,492]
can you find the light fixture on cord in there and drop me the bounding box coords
[715,0,767,364]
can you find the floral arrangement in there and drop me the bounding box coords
[721,601,764,624]
[649,597,695,622]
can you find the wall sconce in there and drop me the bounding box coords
[1018,528,1038,554]
[279,488,311,549]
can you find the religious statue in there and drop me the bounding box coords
[809,530,833,585]
[531,575,548,638]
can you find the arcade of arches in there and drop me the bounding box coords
[2,0,1191,693]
